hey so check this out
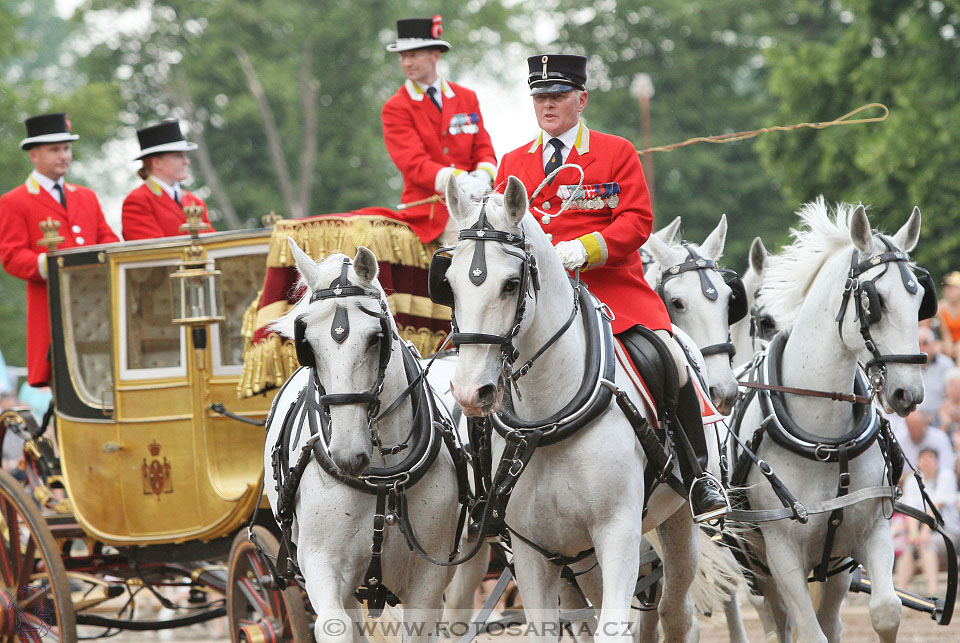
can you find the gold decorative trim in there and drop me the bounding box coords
[237,326,448,398]
[266,216,439,269]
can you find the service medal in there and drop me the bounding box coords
[606,195,619,208]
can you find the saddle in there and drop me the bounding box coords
[615,325,680,422]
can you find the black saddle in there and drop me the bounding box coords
[616,325,680,421]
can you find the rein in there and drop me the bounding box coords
[737,380,871,405]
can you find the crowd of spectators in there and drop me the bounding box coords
[890,271,960,596]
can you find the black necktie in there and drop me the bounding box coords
[426,86,442,111]
[544,138,565,182]
[52,183,66,208]
[174,188,182,207]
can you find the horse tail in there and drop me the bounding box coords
[646,527,745,613]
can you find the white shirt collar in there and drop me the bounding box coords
[31,170,64,196]
[540,122,581,165]
[150,175,181,200]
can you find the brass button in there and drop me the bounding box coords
[543,201,551,210]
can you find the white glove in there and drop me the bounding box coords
[555,240,588,271]
[455,172,490,200]
[469,169,494,187]
[37,253,48,280]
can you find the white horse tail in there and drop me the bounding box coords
[647,528,744,613]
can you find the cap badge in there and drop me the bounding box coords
[431,15,442,39]
[542,55,548,79]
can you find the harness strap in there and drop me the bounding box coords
[893,501,958,625]
[700,341,735,357]
[612,387,685,498]
[738,380,871,405]
[725,484,897,523]
[814,444,850,582]
[360,485,390,617]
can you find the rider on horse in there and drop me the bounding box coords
[495,54,729,524]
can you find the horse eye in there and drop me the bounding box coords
[368,332,382,349]
[670,298,686,312]
[503,278,520,295]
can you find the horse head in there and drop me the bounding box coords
[440,174,563,416]
[731,236,777,363]
[274,239,392,476]
[846,204,926,415]
[645,215,741,414]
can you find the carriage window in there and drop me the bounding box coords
[121,262,185,377]
[209,247,267,373]
[60,265,113,407]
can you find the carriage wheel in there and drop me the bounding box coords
[0,468,76,641]
[227,526,310,642]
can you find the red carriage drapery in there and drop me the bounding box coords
[237,208,450,398]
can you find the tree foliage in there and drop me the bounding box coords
[80,0,523,228]
[756,0,960,277]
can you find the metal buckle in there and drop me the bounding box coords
[814,444,835,462]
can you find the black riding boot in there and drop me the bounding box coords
[674,379,729,524]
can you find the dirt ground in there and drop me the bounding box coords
[102,594,956,642]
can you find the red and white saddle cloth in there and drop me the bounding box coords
[614,325,725,431]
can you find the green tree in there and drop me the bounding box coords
[537,0,848,269]
[80,0,522,228]
[0,0,121,367]
[757,0,960,276]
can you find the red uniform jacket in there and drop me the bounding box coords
[496,124,671,334]
[121,179,214,241]
[382,79,496,242]
[0,176,119,385]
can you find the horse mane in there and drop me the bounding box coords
[269,252,388,340]
[758,197,862,328]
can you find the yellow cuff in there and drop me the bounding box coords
[577,232,608,268]
[453,168,465,176]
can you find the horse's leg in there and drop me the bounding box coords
[723,592,750,643]
[558,571,595,643]
[763,540,825,643]
[441,542,489,629]
[402,563,452,643]
[304,560,361,643]
[857,524,901,643]
[816,568,852,643]
[653,510,699,643]
[592,519,644,643]
[511,540,563,643]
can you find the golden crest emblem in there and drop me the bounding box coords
[141,440,173,498]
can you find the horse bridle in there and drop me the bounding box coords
[428,199,559,385]
[294,257,394,438]
[656,242,748,360]
[835,234,937,390]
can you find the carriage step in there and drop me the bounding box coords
[43,511,85,538]
[848,567,941,616]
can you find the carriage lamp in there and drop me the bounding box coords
[170,207,224,325]
[261,211,283,228]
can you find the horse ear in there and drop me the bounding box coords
[644,232,674,267]
[893,206,921,253]
[353,246,379,285]
[503,175,528,226]
[287,237,322,290]
[700,214,727,260]
[654,216,682,245]
[445,173,470,225]
[749,236,767,274]
[850,204,872,253]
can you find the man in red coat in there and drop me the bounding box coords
[122,120,214,240]
[381,15,497,244]
[495,55,728,523]
[0,113,119,386]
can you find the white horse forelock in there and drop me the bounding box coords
[759,197,869,330]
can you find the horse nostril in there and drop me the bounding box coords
[477,384,498,406]
[353,452,370,474]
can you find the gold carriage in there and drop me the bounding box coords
[0,211,449,641]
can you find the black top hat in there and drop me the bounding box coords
[386,15,451,52]
[20,113,79,150]
[527,54,588,95]
[134,120,198,161]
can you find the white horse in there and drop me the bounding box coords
[642,215,741,415]
[264,242,462,643]
[440,176,701,643]
[730,236,775,367]
[739,199,925,642]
